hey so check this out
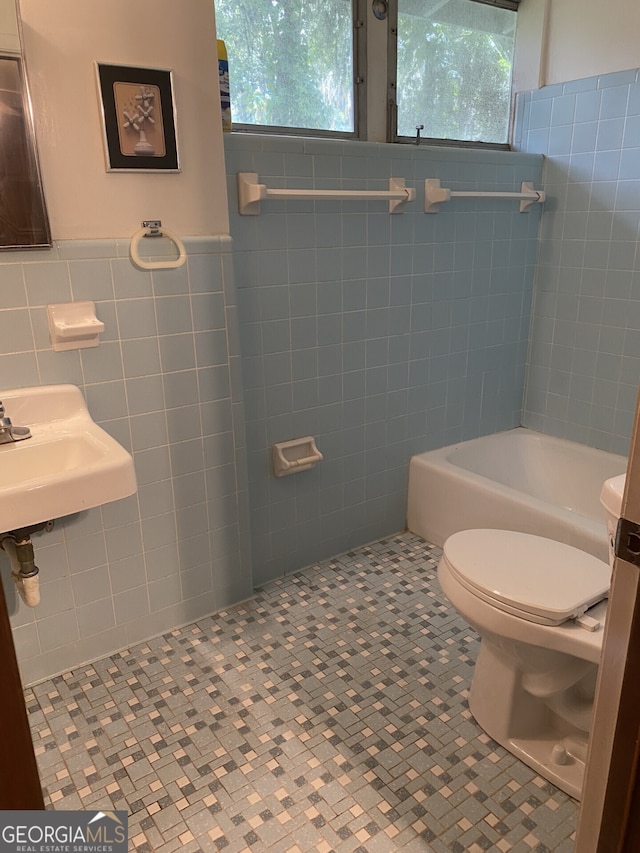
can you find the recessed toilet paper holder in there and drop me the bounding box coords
[272,436,323,477]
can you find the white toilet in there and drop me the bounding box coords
[437,473,625,800]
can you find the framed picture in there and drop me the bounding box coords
[96,63,180,172]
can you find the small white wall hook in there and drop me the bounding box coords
[130,220,187,270]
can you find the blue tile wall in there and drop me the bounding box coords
[0,237,252,685]
[515,68,640,455]
[225,135,543,584]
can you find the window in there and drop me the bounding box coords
[215,0,518,147]
[215,0,362,137]
[391,0,517,146]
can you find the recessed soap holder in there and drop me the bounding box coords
[47,301,105,351]
[272,436,323,477]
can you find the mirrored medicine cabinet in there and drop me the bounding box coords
[0,0,51,250]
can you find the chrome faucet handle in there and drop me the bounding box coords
[0,415,30,443]
[0,400,31,444]
[0,416,12,442]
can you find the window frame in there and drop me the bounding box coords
[217,0,520,149]
[387,0,519,149]
[221,0,367,141]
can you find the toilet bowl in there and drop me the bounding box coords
[437,473,626,800]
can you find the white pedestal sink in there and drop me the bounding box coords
[0,384,137,533]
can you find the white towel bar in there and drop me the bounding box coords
[238,172,415,215]
[130,220,187,270]
[424,179,546,213]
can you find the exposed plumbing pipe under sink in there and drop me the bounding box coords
[1,533,40,608]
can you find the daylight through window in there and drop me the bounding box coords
[395,0,517,145]
[215,0,518,146]
[215,0,356,135]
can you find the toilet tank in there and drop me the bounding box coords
[600,474,626,568]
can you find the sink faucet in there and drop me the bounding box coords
[0,401,32,444]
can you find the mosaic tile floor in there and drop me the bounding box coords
[26,533,578,852]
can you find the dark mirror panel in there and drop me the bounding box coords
[0,54,51,249]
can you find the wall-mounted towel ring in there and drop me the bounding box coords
[130,220,187,270]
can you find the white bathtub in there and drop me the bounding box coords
[407,428,627,562]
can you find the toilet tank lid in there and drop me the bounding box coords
[442,529,611,625]
[600,473,626,517]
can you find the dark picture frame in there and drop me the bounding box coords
[0,54,51,249]
[96,63,180,172]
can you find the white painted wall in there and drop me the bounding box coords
[513,0,549,94]
[517,0,640,92]
[19,0,229,240]
[0,0,19,52]
[545,0,640,85]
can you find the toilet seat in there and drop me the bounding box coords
[442,529,611,626]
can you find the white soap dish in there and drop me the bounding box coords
[47,301,105,351]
